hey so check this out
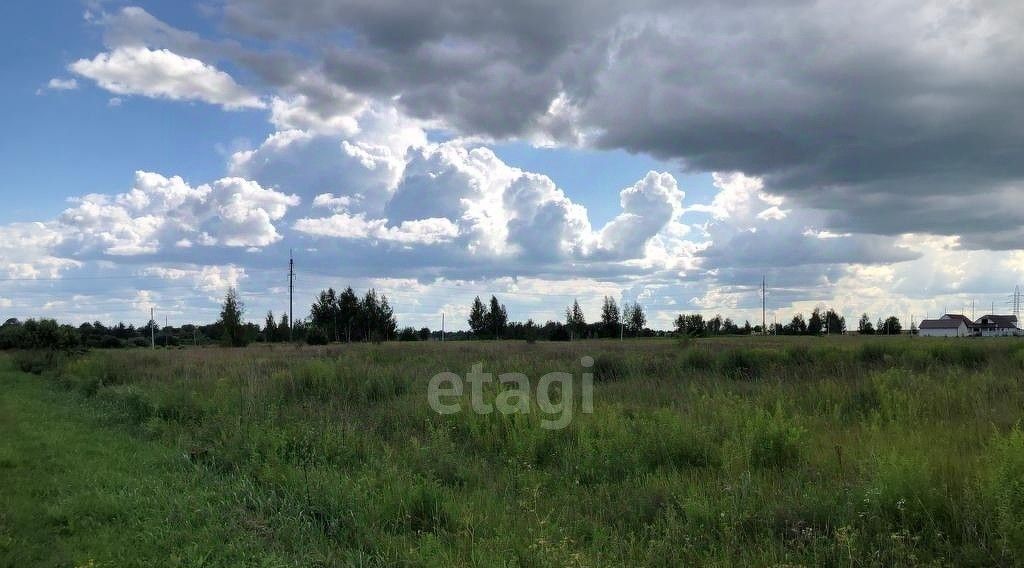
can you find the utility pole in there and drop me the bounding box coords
[288,250,294,342]
[150,307,155,350]
[165,315,169,347]
[441,312,445,342]
[972,300,975,321]
[761,275,766,336]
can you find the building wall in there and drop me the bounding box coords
[980,328,1019,337]
[919,324,967,337]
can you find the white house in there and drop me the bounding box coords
[974,314,1020,337]
[918,317,969,337]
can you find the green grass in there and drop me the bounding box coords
[5,336,1024,565]
[0,359,315,567]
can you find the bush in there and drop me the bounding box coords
[930,343,988,368]
[13,350,63,375]
[98,335,123,349]
[0,319,80,350]
[749,410,805,469]
[679,348,713,371]
[548,325,571,342]
[717,349,766,380]
[306,327,329,346]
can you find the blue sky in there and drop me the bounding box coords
[1,2,271,222]
[1,1,1022,330]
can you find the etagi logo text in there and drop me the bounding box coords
[427,356,595,430]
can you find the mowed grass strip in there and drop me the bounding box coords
[0,360,311,568]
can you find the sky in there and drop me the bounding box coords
[2,0,1023,331]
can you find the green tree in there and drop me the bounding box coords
[882,316,902,335]
[278,312,290,342]
[468,296,488,338]
[708,314,723,335]
[379,294,398,340]
[858,313,874,335]
[674,314,706,337]
[807,308,823,335]
[486,295,508,339]
[310,288,338,341]
[787,314,807,335]
[627,302,647,336]
[523,318,539,343]
[219,287,247,347]
[825,309,846,334]
[566,299,586,340]
[600,296,621,338]
[263,311,277,342]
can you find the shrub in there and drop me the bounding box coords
[679,348,713,371]
[639,412,718,469]
[306,327,329,346]
[749,410,805,469]
[926,343,988,366]
[96,385,154,425]
[548,325,571,342]
[12,350,74,375]
[98,335,124,349]
[717,349,765,380]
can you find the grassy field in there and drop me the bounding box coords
[4,337,1024,566]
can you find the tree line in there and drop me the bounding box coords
[0,284,913,351]
[455,295,650,341]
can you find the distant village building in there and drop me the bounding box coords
[918,315,970,337]
[974,315,1020,337]
[917,313,1020,337]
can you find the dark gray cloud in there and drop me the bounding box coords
[213,0,1024,248]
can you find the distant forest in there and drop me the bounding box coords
[0,286,908,350]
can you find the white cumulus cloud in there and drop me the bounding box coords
[70,46,264,110]
[57,171,299,256]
